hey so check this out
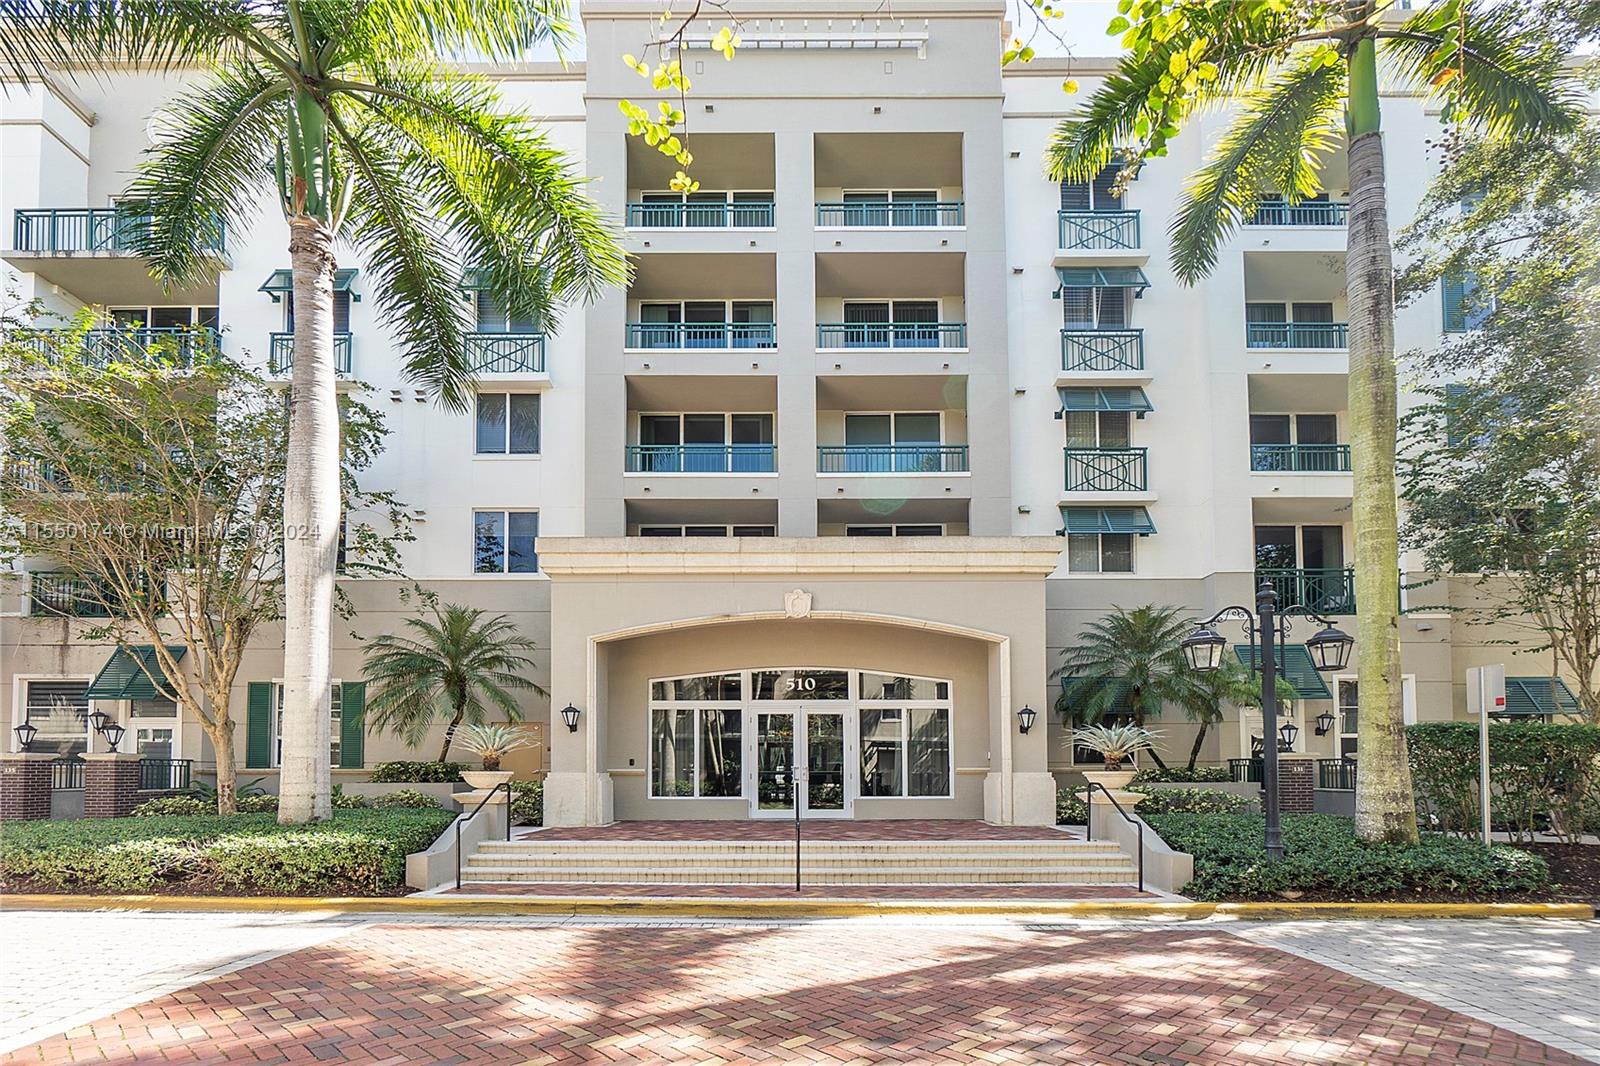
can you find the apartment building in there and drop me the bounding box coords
[2,0,1582,825]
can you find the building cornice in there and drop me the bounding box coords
[538,536,1065,576]
[582,0,1006,16]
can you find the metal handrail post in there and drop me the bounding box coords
[1084,780,1144,892]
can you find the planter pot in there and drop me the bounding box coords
[1081,769,1137,791]
[461,770,514,791]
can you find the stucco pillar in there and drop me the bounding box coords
[544,626,612,826]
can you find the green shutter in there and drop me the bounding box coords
[246,682,273,769]
[339,681,366,769]
[1442,272,1467,332]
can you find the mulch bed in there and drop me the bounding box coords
[1521,841,1600,907]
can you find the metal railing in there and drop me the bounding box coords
[1058,209,1141,250]
[1255,567,1357,615]
[51,756,85,790]
[626,443,776,473]
[465,332,545,373]
[814,201,965,227]
[139,758,192,791]
[269,332,352,375]
[12,207,225,253]
[28,572,119,617]
[1317,758,1357,791]
[1083,780,1145,892]
[817,444,969,473]
[815,321,967,349]
[12,327,222,367]
[1248,199,1349,226]
[1064,447,1148,491]
[1227,757,1264,784]
[455,780,513,890]
[1249,443,1352,473]
[625,322,776,349]
[1246,321,1349,349]
[1060,328,1143,372]
[626,201,775,228]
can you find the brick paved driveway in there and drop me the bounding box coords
[4,915,1593,1065]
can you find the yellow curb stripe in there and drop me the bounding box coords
[0,894,1591,921]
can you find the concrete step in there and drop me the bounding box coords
[458,865,1139,885]
[466,852,1127,867]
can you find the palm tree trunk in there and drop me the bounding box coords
[277,214,340,825]
[437,706,467,764]
[1345,34,1418,845]
[1187,722,1208,773]
[1129,689,1170,771]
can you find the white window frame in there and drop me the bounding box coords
[845,524,947,536]
[472,509,540,575]
[270,680,342,768]
[12,676,94,754]
[473,391,542,457]
[636,524,777,537]
[1329,674,1417,759]
[1065,532,1135,574]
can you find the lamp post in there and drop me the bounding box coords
[1181,580,1352,862]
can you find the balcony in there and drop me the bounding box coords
[6,209,225,305]
[1060,328,1143,373]
[269,332,352,375]
[1250,444,1351,473]
[1246,322,1348,349]
[625,444,776,474]
[27,572,119,617]
[1064,447,1148,492]
[814,201,965,228]
[13,326,221,367]
[1058,210,1141,251]
[817,444,969,474]
[626,201,775,228]
[11,207,225,254]
[816,321,966,350]
[1257,567,1356,614]
[625,321,776,350]
[1248,199,1348,226]
[465,332,545,373]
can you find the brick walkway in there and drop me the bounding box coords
[5,919,1589,1065]
[519,819,1076,841]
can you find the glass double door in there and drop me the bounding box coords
[751,706,855,818]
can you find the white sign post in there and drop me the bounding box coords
[1465,665,1507,847]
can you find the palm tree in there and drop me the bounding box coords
[1047,2,1576,843]
[363,604,546,763]
[58,1,627,823]
[1171,660,1298,773]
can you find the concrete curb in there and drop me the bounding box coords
[1,894,1592,921]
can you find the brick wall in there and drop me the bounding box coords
[1277,757,1316,816]
[0,755,53,821]
[84,755,143,818]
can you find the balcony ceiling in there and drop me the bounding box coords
[815,251,964,298]
[1243,250,1347,302]
[1,251,220,306]
[817,497,970,526]
[629,251,776,299]
[625,373,778,411]
[813,132,962,189]
[1252,498,1353,525]
[628,132,776,189]
[625,498,779,525]
[816,374,967,410]
[1247,373,1348,412]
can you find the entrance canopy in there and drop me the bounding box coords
[86,645,185,700]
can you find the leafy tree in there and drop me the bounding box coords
[1396,121,1600,722]
[0,322,408,813]
[362,602,547,762]
[40,0,628,823]
[1046,0,1577,844]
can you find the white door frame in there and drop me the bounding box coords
[745,701,858,819]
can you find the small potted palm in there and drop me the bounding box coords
[1071,724,1162,796]
[454,723,535,791]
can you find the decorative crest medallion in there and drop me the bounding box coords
[783,588,813,619]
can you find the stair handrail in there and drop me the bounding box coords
[1083,780,1145,892]
[455,780,513,890]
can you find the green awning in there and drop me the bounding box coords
[1498,677,1582,718]
[1054,266,1151,294]
[258,269,359,298]
[1059,506,1156,536]
[1233,644,1332,701]
[86,645,186,701]
[1058,387,1153,415]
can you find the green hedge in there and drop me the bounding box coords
[1056,787,1086,826]
[1145,812,1550,901]
[1136,787,1251,816]
[510,780,543,825]
[0,809,455,895]
[369,761,468,783]
[1408,721,1600,843]
[1132,766,1232,784]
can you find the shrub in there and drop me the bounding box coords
[1056,786,1087,826]
[367,789,442,809]
[510,780,542,826]
[236,794,279,814]
[132,795,209,817]
[332,784,369,809]
[1132,766,1231,784]
[0,809,456,895]
[1144,812,1550,901]
[1408,721,1600,843]
[369,761,468,784]
[1135,787,1250,816]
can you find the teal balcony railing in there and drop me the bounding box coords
[1317,758,1357,791]
[816,321,967,349]
[269,332,352,375]
[626,201,775,228]
[12,326,221,367]
[1250,443,1352,473]
[1246,321,1349,349]
[1256,567,1356,614]
[626,321,776,349]
[1227,758,1264,784]
[1060,328,1143,372]
[139,758,193,791]
[626,444,776,473]
[465,332,545,373]
[1247,199,1349,226]
[28,571,118,617]
[12,207,225,253]
[814,201,965,227]
[817,444,969,474]
[1064,447,1148,491]
[1058,209,1141,250]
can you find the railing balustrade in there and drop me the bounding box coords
[1227,757,1264,784]
[1255,567,1357,615]
[1247,200,1349,226]
[1316,758,1357,791]
[816,444,969,474]
[12,327,221,366]
[1245,321,1349,349]
[626,201,775,228]
[815,321,967,349]
[1063,447,1148,491]
[625,444,776,473]
[1060,328,1144,372]
[625,322,776,349]
[50,757,85,790]
[814,201,965,227]
[465,332,545,373]
[12,207,225,253]
[1249,443,1352,473]
[139,758,193,791]
[269,332,352,375]
[1058,209,1141,250]
[29,572,120,617]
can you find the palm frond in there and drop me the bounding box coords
[331,0,573,67]
[1168,54,1345,285]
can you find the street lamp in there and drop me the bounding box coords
[101,722,126,752]
[1016,705,1037,735]
[1181,580,1354,862]
[1278,720,1299,751]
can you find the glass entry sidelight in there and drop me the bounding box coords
[750,708,854,818]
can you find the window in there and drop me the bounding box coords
[272,681,341,767]
[20,681,89,756]
[1060,163,1123,211]
[285,290,351,332]
[638,525,776,537]
[840,190,941,226]
[1062,287,1127,329]
[1336,679,1359,759]
[1066,532,1134,573]
[649,675,743,798]
[636,413,775,473]
[846,524,945,536]
[109,306,218,330]
[475,393,541,455]
[635,300,775,348]
[1064,410,1131,449]
[474,290,539,333]
[858,707,952,797]
[1443,270,1491,332]
[474,510,539,573]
